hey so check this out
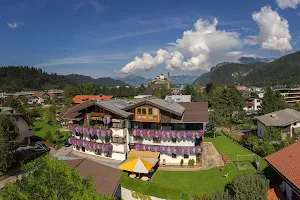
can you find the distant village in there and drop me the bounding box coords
[0,72,299,200]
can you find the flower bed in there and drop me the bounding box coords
[132,129,204,139]
[69,125,112,137]
[68,137,113,151]
[135,144,202,155]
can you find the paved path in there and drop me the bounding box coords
[201,142,224,170]
[52,146,73,158]
[0,170,21,190]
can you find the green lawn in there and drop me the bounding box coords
[120,135,268,199]
[33,120,58,139]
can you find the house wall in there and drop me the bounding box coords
[257,120,265,138]
[72,146,126,161]
[14,116,34,145]
[289,121,300,137]
[253,99,262,111]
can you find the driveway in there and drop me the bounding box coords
[52,146,73,158]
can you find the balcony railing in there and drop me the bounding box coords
[69,124,112,137]
[131,129,204,139]
[68,137,113,151]
[134,144,202,155]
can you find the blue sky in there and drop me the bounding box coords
[0,0,299,78]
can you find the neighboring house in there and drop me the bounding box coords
[243,97,262,113]
[72,95,113,104]
[0,107,34,145]
[0,93,8,99]
[165,95,191,103]
[27,92,50,104]
[62,97,208,164]
[171,84,185,95]
[275,87,300,105]
[134,87,153,99]
[265,141,300,200]
[256,108,300,138]
[65,158,121,198]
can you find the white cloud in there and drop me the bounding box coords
[119,18,243,73]
[7,22,24,28]
[244,6,292,52]
[276,0,300,9]
[35,54,131,68]
[73,0,105,13]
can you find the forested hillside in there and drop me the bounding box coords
[0,66,74,92]
[193,51,300,86]
[66,74,127,86]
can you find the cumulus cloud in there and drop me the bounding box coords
[7,22,24,28]
[276,0,300,9]
[119,18,242,74]
[244,6,292,52]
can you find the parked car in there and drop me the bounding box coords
[35,141,51,152]
[63,139,72,147]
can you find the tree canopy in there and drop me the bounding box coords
[1,154,114,200]
[0,114,20,172]
[259,88,287,115]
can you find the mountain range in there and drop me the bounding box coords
[193,52,300,86]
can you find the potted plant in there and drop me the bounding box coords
[190,159,195,167]
[180,159,184,167]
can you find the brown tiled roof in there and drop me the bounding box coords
[32,92,47,97]
[171,102,209,123]
[65,159,121,197]
[265,141,300,191]
[73,95,101,104]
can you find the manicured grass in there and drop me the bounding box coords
[120,135,268,199]
[33,120,58,139]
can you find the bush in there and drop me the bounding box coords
[180,159,184,167]
[188,159,195,167]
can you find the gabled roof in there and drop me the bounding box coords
[172,102,209,123]
[101,95,113,101]
[124,97,185,116]
[64,159,121,197]
[256,108,300,126]
[266,142,300,193]
[139,87,153,96]
[73,95,101,104]
[95,101,133,118]
[61,100,96,119]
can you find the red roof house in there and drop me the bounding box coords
[265,141,300,200]
[72,95,113,104]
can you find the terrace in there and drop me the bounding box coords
[120,135,268,199]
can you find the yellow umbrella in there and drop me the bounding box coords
[119,157,156,173]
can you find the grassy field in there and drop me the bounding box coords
[33,120,58,139]
[120,135,268,199]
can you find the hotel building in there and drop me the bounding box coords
[62,97,208,165]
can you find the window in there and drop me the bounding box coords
[93,135,98,140]
[153,108,158,115]
[294,122,297,126]
[133,136,142,141]
[118,137,123,143]
[142,108,146,114]
[82,147,85,152]
[112,137,118,143]
[148,108,153,114]
[172,153,176,158]
[184,154,189,159]
[171,138,176,143]
[137,108,141,114]
[105,136,111,143]
[153,137,161,143]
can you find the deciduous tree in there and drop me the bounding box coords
[0,115,20,172]
[1,155,114,200]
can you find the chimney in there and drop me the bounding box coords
[167,72,170,89]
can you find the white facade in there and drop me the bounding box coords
[27,97,44,104]
[256,120,300,138]
[13,116,34,145]
[243,98,262,112]
[72,128,129,161]
[121,186,164,200]
[129,136,198,165]
[134,95,152,99]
